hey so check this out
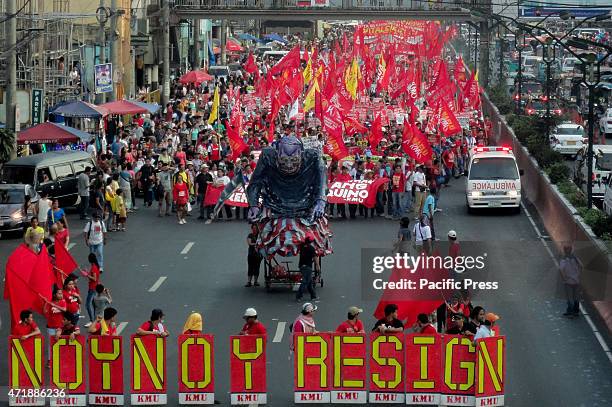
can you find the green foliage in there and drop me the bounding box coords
[546,162,570,184]
[487,84,513,115]
[575,207,612,238]
[0,128,15,164]
[512,116,538,143]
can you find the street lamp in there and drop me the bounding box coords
[514,29,525,114]
[541,39,556,141]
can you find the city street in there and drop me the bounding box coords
[2,177,611,406]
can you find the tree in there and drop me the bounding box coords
[0,128,16,163]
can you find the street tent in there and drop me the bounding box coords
[226,39,243,52]
[263,33,287,44]
[50,100,108,118]
[129,100,160,114]
[17,122,93,145]
[238,33,263,43]
[178,70,214,85]
[100,100,148,115]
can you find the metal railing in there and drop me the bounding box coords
[173,0,463,11]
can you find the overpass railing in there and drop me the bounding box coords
[173,0,466,11]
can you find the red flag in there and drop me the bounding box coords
[227,123,248,161]
[230,90,243,133]
[29,245,55,315]
[268,44,301,76]
[267,120,276,143]
[462,70,481,110]
[342,116,368,136]
[54,240,78,287]
[454,56,467,87]
[438,102,462,136]
[370,109,384,148]
[402,122,433,163]
[244,53,258,75]
[379,50,395,92]
[302,47,309,62]
[321,93,349,160]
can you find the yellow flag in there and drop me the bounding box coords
[207,86,220,125]
[303,80,319,112]
[303,57,313,84]
[345,58,360,100]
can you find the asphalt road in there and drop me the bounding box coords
[1,176,612,406]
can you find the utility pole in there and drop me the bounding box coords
[6,0,18,159]
[220,19,227,65]
[96,0,107,104]
[194,19,201,70]
[161,0,170,106]
[110,0,119,101]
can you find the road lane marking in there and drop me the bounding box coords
[521,202,612,365]
[67,243,76,251]
[180,242,195,255]
[272,321,286,343]
[116,322,128,335]
[148,276,167,292]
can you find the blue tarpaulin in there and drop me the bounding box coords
[129,100,160,114]
[263,33,287,44]
[238,33,264,43]
[50,100,108,118]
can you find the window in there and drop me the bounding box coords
[54,164,73,179]
[73,160,91,175]
[1,166,35,185]
[37,167,53,183]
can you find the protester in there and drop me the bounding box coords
[412,165,427,217]
[413,313,438,334]
[88,307,118,336]
[373,304,404,334]
[464,306,485,337]
[78,166,91,219]
[84,253,101,327]
[12,309,42,340]
[448,230,460,259]
[62,277,82,325]
[195,164,213,220]
[413,214,432,254]
[183,312,204,334]
[55,218,69,249]
[173,176,190,224]
[137,309,169,337]
[445,314,466,335]
[245,224,262,287]
[92,284,112,319]
[292,303,318,342]
[157,163,173,217]
[84,212,107,272]
[336,306,365,333]
[423,186,436,240]
[395,217,411,253]
[486,312,501,336]
[296,234,319,301]
[113,188,127,231]
[43,288,67,367]
[56,312,81,341]
[36,191,52,233]
[47,199,67,230]
[239,308,267,335]
[559,245,581,317]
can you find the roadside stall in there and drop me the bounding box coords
[17,122,94,154]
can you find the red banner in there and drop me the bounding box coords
[130,335,167,405]
[438,103,462,137]
[49,336,86,406]
[178,334,215,404]
[88,336,124,406]
[327,178,388,208]
[204,185,249,207]
[230,335,267,405]
[293,333,332,403]
[475,336,506,407]
[368,333,405,404]
[8,336,45,405]
[331,333,367,403]
[405,334,442,405]
[402,123,433,163]
[321,93,349,160]
[440,335,476,406]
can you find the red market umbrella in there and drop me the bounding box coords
[178,70,214,85]
[226,39,243,52]
[99,100,148,115]
[18,122,93,145]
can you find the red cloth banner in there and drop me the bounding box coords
[49,336,86,406]
[438,103,462,137]
[368,333,405,404]
[130,335,167,405]
[8,336,45,405]
[321,94,349,161]
[440,335,477,406]
[88,336,124,406]
[402,123,433,163]
[204,185,249,208]
[342,116,368,137]
[326,178,388,208]
[330,333,367,403]
[293,333,332,403]
[405,334,442,405]
[230,335,267,404]
[268,45,301,77]
[475,336,506,407]
[54,238,78,286]
[178,334,215,405]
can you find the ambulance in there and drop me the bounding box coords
[466,146,523,214]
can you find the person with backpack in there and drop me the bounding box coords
[136,308,169,337]
[83,212,107,272]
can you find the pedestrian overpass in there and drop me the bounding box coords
[173,0,477,22]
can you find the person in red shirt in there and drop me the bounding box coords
[62,277,81,325]
[364,156,375,171]
[88,307,118,336]
[43,288,67,366]
[172,176,190,225]
[83,253,101,328]
[448,230,460,259]
[208,137,221,164]
[441,147,456,181]
[240,308,267,336]
[175,145,187,167]
[336,306,365,334]
[391,165,406,219]
[414,313,438,335]
[335,165,352,219]
[55,218,69,249]
[137,308,169,337]
[12,309,42,339]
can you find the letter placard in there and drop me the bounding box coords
[405,334,442,405]
[178,334,215,405]
[50,336,86,406]
[440,335,476,406]
[294,333,332,403]
[331,333,366,404]
[230,335,267,405]
[8,336,45,406]
[368,333,405,404]
[88,336,124,405]
[131,335,167,405]
[475,336,505,407]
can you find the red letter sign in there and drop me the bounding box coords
[368,333,405,403]
[405,334,442,405]
[294,333,332,403]
[50,336,86,406]
[178,334,215,405]
[8,336,45,406]
[88,336,124,405]
[230,335,267,405]
[331,333,366,403]
[441,335,476,406]
[475,336,505,407]
[130,335,167,405]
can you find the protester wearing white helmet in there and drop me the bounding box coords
[239,307,267,335]
[448,230,460,259]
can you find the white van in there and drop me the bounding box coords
[574,145,612,200]
[466,146,523,214]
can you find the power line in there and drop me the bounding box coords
[0,0,32,24]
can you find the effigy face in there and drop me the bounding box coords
[276,135,303,175]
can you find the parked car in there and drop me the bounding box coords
[0,151,96,208]
[599,107,612,137]
[561,57,579,74]
[574,145,612,200]
[525,98,562,117]
[550,122,585,156]
[0,184,38,235]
